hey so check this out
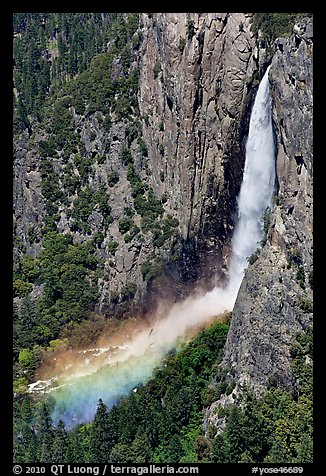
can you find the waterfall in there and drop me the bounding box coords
[30,67,276,428]
[228,65,275,294]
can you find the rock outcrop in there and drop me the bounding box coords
[138,13,258,283]
[206,18,313,428]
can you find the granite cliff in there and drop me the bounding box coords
[13,12,313,399]
[13,13,259,315]
[206,16,313,429]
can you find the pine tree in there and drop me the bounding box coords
[212,432,233,463]
[37,403,55,463]
[52,420,68,463]
[21,399,33,425]
[131,429,152,462]
[109,443,133,463]
[90,399,112,463]
[21,422,37,462]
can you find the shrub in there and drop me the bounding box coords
[107,241,119,255]
[107,170,120,187]
[274,195,284,206]
[308,270,313,289]
[13,279,33,297]
[96,155,107,165]
[178,37,186,53]
[121,282,137,301]
[251,13,298,41]
[248,249,260,265]
[263,207,271,237]
[124,225,140,243]
[103,115,111,132]
[110,290,119,304]
[138,138,148,157]
[93,231,105,247]
[124,207,135,217]
[18,348,36,375]
[153,61,161,79]
[141,257,163,281]
[121,146,133,166]
[296,266,305,289]
[187,20,195,40]
[287,248,302,268]
[118,217,133,234]
[20,255,40,282]
[39,138,58,158]
[299,297,313,313]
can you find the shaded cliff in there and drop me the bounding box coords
[138,13,258,284]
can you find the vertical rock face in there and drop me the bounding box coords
[218,18,313,397]
[13,13,259,311]
[138,13,257,282]
[13,135,46,256]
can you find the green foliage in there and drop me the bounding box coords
[39,139,58,158]
[262,207,271,245]
[150,216,179,248]
[159,143,164,156]
[69,185,111,233]
[13,13,129,128]
[124,206,135,218]
[92,231,105,247]
[248,249,260,265]
[187,20,195,40]
[126,164,165,236]
[138,138,148,157]
[73,155,93,186]
[124,225,140,243]
[287,248,302,268]
[299,297,313,313]
[90,399,116,462]
[120,282,138,301]
[251,13,299,41]
[118,217,133,234]
[52,420,69,463]
[13,376,29,394]
[13,279,33,297]
[121,146,133,166]
[178,37,186,54]
[14,320,312,464]
[212,331,313,464]
[18,348,37,375]
[308,269,313,289]
[107,170,120,187]
[107,240,119,255]
[13,297,37,356]
[274,194,284,206]
[20,255,41,282]
[15,320,228,462]
[153,61,161,79]
[141,258,162,281]
[296,266,305,289]
[30,232,100,345]
[96,154,107,165]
